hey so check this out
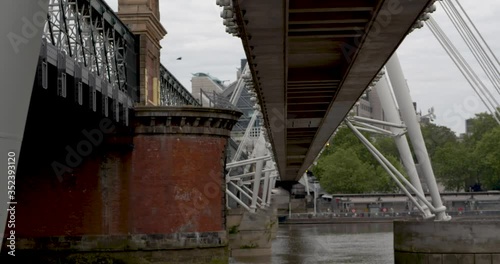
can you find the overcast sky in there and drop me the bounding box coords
[107,0,500,134]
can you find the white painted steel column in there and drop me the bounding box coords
[313,181,319,215]
[267,176,275,205]
[375,73,433,219]
[261,162,270,207]
[386,53,450,221]
[250,134,266,211]
[346,121,432,216]
[226,189,251,212]
[302,173,311,196]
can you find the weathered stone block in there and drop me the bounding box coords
[227,207,278,257]
[428,254,442,264]
[442,254,474,264]
[394,220,500,254]
[492,254,500,263]
[474,254,492,264]
[395,252,428,264]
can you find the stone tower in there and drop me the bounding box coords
[117,0,167,106]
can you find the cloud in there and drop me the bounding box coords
[158,1,245,91]
[106,0,245,92]
[107,0,499,133]
[397,0,500,133]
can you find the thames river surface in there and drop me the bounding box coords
[230,223,394,264]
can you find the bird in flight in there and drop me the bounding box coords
[176,57,182,60]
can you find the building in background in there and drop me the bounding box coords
[190,59,262,156]
[191,72,225,105]
[352,88,384,120]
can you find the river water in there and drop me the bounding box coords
[230,223,394,264]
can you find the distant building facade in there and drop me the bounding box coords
[190,59,262,155]
[352,88,384,120]
[191,72,225,105]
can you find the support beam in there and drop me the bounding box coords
[261,162,271,207]
[375,72,432,218]
[387,53,450,221]
[346,120,437,217]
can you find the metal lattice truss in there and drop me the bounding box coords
[225,134,278,213]
[159,64,200,106]
[199,89,239,110]
[44,0,136,99]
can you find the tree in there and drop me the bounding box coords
[464,112,498,146]
[312,127,406,194]
[372,135,399,159]
[328,126,365,153]
[372,155,405,193]
[420,123,457,158]
[433,141,476,192]
[315,147,374,194]
[474,127,500,190]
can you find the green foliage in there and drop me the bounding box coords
[373,155,404,193]
[474,127,500,190]
[313,127,404,194]
[420,123,457,157]
[240,243,258,249]
[316,148,373,194]
[432,112,500,191]
[433,141,475,192]
[464,113,498,146]
[228,225,239,234]
[313,111,500,194]
[372,135,399,158]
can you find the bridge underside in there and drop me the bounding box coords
[233,0,434,181]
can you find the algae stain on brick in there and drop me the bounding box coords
[228,225,240,234]
[240,243,258,249]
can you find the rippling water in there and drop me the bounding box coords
[230,223,393,264]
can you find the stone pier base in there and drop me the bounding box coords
[227,207,278,257]
[394,220,500,264]
[12,232,228,264]
[2,106,241,263]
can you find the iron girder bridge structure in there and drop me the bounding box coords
[40,0,199,127]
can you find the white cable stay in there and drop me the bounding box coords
[425,17,500,124]
[439,0,500,95]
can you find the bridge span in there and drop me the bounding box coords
[2,0,500,263]
[228,0,435,181]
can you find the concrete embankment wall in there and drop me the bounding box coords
[227,207,278,257]
[394,220,500,264]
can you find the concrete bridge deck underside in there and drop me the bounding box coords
[233,0,434,181]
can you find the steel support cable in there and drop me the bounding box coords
[440,0,500,95]
[449,0,500,96]
[426,19,488,109]
[440,0,500,90]
[426,20,500,124]
[426,17,500,123]
[430,18,500,123]
[454,0,500,72]
[430,17,500,120]
[444,0,500,93]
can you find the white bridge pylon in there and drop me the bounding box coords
[225,62,278,213]
[226,133,277,213]
[344,53,451,221]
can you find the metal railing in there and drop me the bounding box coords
[199,89,239,110]
[159,64,200,106]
